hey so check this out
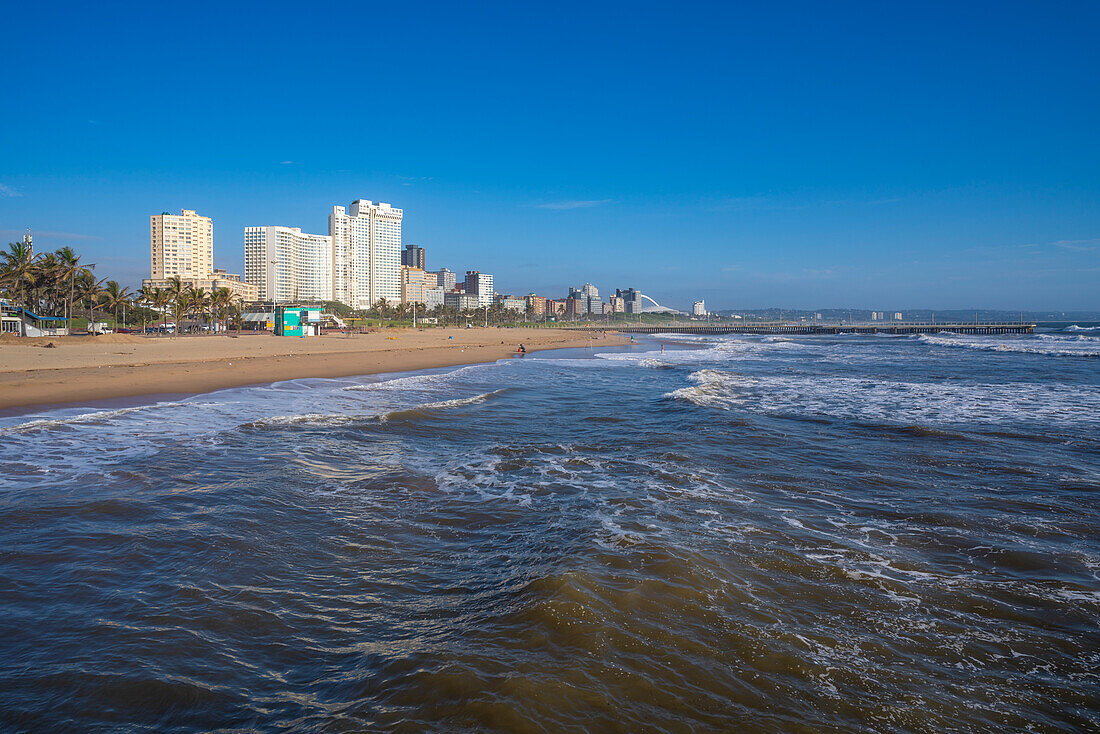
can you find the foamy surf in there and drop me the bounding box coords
[918,332,1100,358]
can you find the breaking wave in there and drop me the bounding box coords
[918,332,1100,358]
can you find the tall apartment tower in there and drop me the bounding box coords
[435,268,456,291]
[150,209,214,279]
[244,226,333,303]
[402,244,426,270]
[329,200,403,309]
[464,271,494,308]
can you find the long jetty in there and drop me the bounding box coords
[576,322,1035,335]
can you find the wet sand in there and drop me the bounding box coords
[0,328,622,411]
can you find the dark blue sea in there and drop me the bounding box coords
[2,326,1098,732]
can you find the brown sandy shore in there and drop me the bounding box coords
[0,328,625,412]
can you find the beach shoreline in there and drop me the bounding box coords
[0,328,624,414]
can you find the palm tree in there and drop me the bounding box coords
[182,286,208,333]
[224,291,243,334]
[374,297,390,323]
[55,246,89,332]
[138,284,161,334]
[151,288,170,334]
[77,272,106,331]
[1,241,38,334]
[167,276,185,336]
[100,281,132,330]
[210,287,233,333]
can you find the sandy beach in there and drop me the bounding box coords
[0,328,623,412]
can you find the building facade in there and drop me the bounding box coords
[402,244,426,270]
[495,294,525,312]
[692,300,707,316]
[142,269,258,302]
[464,271,494,308]
[329,200,403,310]
[400,266,436,305]
[425,286,445,309]
[525,294,547,316]
[150,209,214,280]
[444,292,480,311]
[244,226,333,303]
[434,267,456,291]
[616,288,643,314]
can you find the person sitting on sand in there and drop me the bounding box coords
[518,344,526,354]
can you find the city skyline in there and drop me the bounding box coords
[2,2,1098,310]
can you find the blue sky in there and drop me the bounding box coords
[2,1,1097,310]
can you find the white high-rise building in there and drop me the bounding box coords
[464,271,494,308]
[434,267,456,291]
[692,300,707,316]
[244,226,333,303]
[329,200,403,309]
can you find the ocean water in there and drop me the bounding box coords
[1,327,1098,732]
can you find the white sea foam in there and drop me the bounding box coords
[343,363,489,392]
[1064,324,1100,332]
[666,369,1100,427]
[918,333,1100,358]
[416,389,507,410]
[0,402,195,434]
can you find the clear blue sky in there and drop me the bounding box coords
[2,1,1097,310]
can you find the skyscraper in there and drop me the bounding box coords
[464,271,494,308]
[434,268,456,291]
[150,208,214,280]
[402,244,426,270]
[329,200,403,309]
[244,226,333,303]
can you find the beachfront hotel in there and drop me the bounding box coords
[150,209,213,280]
[143,209,257,301]
[329,200,403,310]
[244,226,333,303]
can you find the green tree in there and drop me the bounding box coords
[100,281,132,330]
[55,246,89,332]
[1,241,39,334]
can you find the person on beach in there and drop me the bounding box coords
[518,344,526,355]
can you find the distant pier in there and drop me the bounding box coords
[577,322,1036,335]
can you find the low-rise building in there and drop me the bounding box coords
[545,300,568,318]
[495,294,525,312]
[444,292,480,311]
[142,269,258,302]
[426,286,445,309]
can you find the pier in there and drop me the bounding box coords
[577,322,1036,335]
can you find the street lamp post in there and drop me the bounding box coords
[270,259,279,334]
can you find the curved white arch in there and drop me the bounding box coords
[637,293,680,314]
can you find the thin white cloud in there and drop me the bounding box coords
[535,199,613,210]
[280,160,294,165]
[1053,238,1099,252]
[0,183,22,197]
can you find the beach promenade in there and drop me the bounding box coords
[0,328,624,411]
